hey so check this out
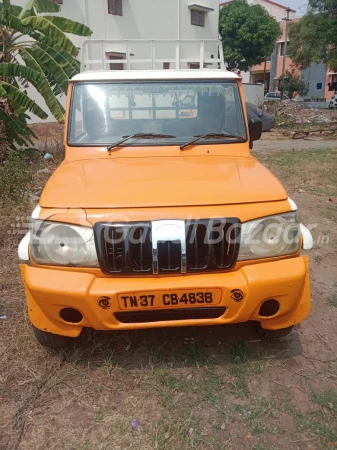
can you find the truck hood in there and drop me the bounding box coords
[40,156,287,208]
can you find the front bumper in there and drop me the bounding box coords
[20,256,311,337]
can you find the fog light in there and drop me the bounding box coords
[259,300,280,317]
[60,308,83,324]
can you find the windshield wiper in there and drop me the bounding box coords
[107,133,176,152]
[180,133,246,150]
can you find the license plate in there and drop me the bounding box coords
[117,288,223,311]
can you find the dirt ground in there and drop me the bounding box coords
[30,122,65,145]
[1,144,337,450]
[255,138,337,151]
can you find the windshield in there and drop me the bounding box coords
[68,81,247,146]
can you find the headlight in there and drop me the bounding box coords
[30,220,99,267]
[238,212,301,261]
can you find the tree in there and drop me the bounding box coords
[0,0,92,153]
[279,70,309,99]
[219,0,282,72]
[288,0,337,71]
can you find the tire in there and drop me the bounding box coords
[257,324,294,339]
[32,325,76,349]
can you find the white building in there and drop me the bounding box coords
[12,0,221,121]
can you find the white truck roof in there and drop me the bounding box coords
[72,70,240,82]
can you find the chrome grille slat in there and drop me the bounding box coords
[94,219,241,276]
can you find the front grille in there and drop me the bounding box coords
[95,223,152,275]
[94,219,241,276]
[186,219,241,272]
[115,308,227,323]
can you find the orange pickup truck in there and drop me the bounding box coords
[19,69,313,348]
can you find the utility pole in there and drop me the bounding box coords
[263,57,267,93]
[281,7,292,99]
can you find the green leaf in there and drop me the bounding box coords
[56,97,65,115]
[20,48,65,123]
[39,44,78,78]
[219,0,281,72]
[0,12,33,37]
[18,0,59,20]
[0,2,23,15]
[21,16,78,56]
[0,81,48,118]
[41,15,92,37]
[24,46,69,93]
[288,5,337,71]
[16,106,28,114]
[0,108,28,138]
[17,112,37,140]
[30,32,81,72]
[0,63,42,82]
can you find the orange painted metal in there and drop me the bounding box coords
[20,256,310,337]
[19,78,311,338]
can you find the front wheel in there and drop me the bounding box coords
[257,324,294,339]
[32,325,77,349]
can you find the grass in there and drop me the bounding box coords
[257,148,337,196]
[296,389,337,447]
[252,445,281,450]
[256,148,337,247]
[328,294,337,308]
[327,283,337,308]
[312,388,337,414]
[313,253,323,264]
[1,142,337,449]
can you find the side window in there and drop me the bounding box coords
[191,10,205,27]
[70,94,84,142]
[108,0,123,16]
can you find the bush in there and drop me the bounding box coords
[0,152,32,201]
[279,70,309,99]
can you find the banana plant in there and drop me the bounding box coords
[0,0,92,150]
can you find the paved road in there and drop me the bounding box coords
[254,139,337,151]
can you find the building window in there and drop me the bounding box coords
[188,63,208,69]
[108,0,123,16]
[107,52,125,70]
[163,63,170,70]
[191,9,205,27]
[280,42,289,57]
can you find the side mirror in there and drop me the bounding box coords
[248,118,263,149]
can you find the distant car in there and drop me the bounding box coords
[246,102,276,132]
[264,92,289,101]
[329,94,337,109]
